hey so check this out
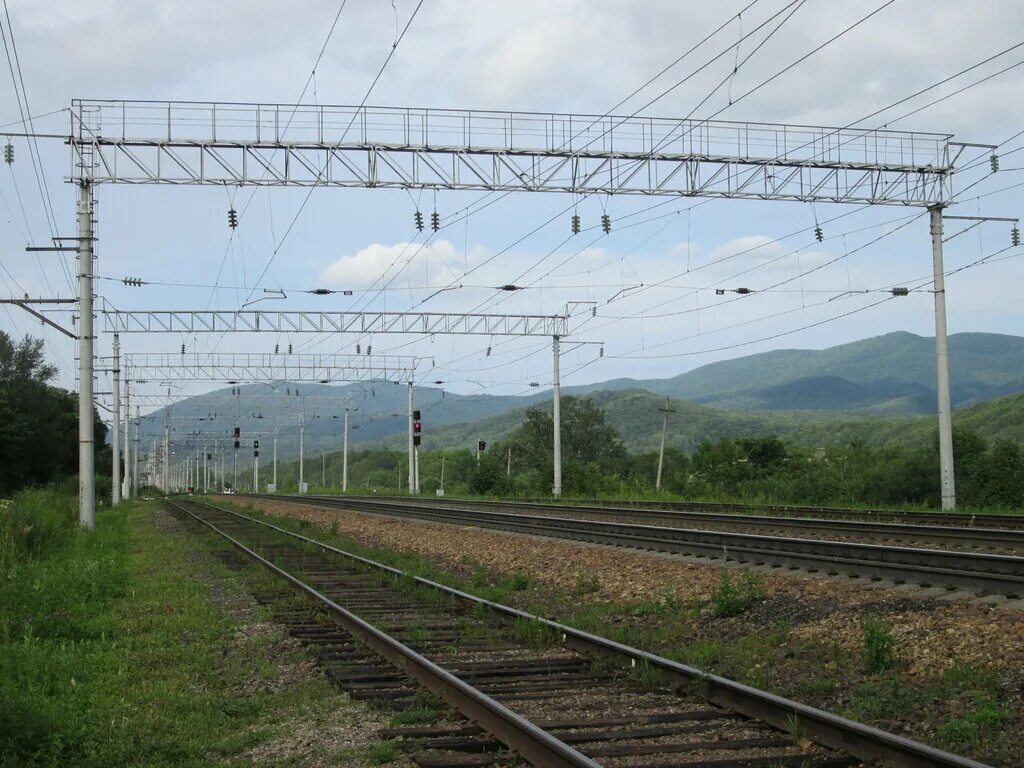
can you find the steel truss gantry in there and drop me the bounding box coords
[102,308,567,336]
[69,100,953,206]
[124,352,420,384]
[65,98,969,524]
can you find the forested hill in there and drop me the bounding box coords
[563,332,1024,415]
[375,389,1024,455]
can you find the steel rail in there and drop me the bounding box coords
[168,498,599,768]
[262,495,1024,596]
[182,497,991,768]
[324,495,1024,550]
[510,496,1024,529]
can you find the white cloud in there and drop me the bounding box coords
[318,239,464,289]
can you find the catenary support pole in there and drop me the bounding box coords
[299,417,305,493]
[507,446,511,479]
[407,382,414,494]
[656,396,675,491]
[77,182,95,527]
[273,431,278,490]
[111,333,121,506]
[342,409,349,493]
[123,384,131,499]
[133,406,140,495]
[162,424,169,492]
[930,206,957,509]
[552,335,562,498]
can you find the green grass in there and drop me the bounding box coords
[0,495,385,768]
[710,567,765,617]
[861,615,898,673]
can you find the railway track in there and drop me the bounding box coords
[169,497,990,768]
[320,495,1024,554]
[512,497,1024,530]
[253,495,1024,597]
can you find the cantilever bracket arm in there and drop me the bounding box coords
[1,300,78,339]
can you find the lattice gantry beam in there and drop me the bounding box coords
[124,352,421,383]
[102,309,568,336]
[69,100,954,205]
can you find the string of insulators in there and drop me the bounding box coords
[414,211,424,231]
[599,346,604,357]
[288,343,292,354]
[601,214,611,234]
[571,214,580,234]
[990,154,1000,173]
[366,345,371,355]
[431,211,440,231]
[122,276,144,286]
[591,306,597,317]
[814,225,823,242]
[1013,225,1020,247]
[274,343,279,353]
[486,346,492,356]
[3,143,12,164]
[228,208,238,229]
[891,287,910,296]
[180,344,186,354]
[356,343,361,354]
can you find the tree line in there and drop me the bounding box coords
[279,395,1024,509]
[0,332,109,497]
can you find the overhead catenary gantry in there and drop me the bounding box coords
[123,352,422,383]
[66,97,967,527]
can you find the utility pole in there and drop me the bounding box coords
[407,382,414,494]
[162,423,169,492]
[123,384,131,499]
[321,449,326,488]
[299,416,305,493]
[930,206,956,509]
[439,455,445,496]
[552,335,562,498]
[77,181,95,527]
[111,333,121,506]
[656,396,676,491]
[273,430,278,490]
[133,406,141,495]
[342,409,349,493]
[507,446,511,479]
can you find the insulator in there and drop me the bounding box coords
[591,306,597,317]
[180,343,185,354]
[571,214,580,234]
[891,287,910,296]
[1012,225,1020,247]
[734,287,752,294]
[274,343,279,353]
[311,288,332,295]
[3,142,12,164]
[486,346,492,356]
[414,210,424,231]
[366,345,371,355]
[288,343,292,354]
[431,211,440,231]
[601,213,611,233]
[356,343,361,354]
[715,288,726,295]
[122,277,144,287]
[814,225,823,242]
[991,154,1000,173]
[599,345,604,358]
[228,208,238,229]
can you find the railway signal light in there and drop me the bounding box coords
[234,440,240,449]
[207,453,212,460]
[431,211,440,231]
[234,426,240,438]
[477,440,486,452]
[414,210,424,231]
[413,413,421,446]
[601,213,611,233]
[571,213,580,234]
[228,208,238,229]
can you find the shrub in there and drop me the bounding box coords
[711,567,764,617]
[862,616,897,673]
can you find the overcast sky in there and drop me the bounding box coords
[1,0,1022,416]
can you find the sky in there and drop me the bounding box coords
[1,0,1022,427]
